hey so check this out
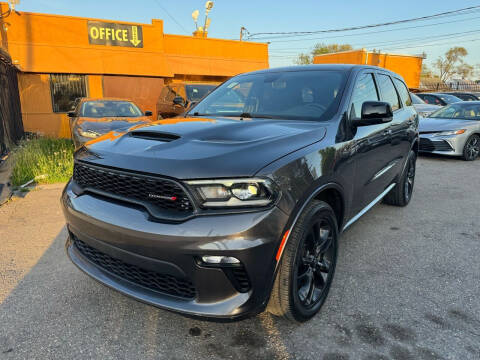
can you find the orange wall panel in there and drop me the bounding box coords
[88,75,103,98]
[314,50,422,88]
[0,3,268,78]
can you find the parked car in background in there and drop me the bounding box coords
[62,65,418,322]
[416,93,462,106]
[440,92,479,101]
[69,98,153,149]
[410,92,441,117]
[156,83,217,119]
[419,102,480,160]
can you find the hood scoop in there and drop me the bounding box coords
[129,131,180,142]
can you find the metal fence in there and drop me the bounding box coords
[0,49,23,156]
[418,83,480,92]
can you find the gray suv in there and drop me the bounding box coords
[62,65,419,322]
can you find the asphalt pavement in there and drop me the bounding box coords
[0,156,479,360]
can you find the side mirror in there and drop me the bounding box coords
[173,96,186,107]
[144,110,153,116]
[355,101,393,126]
[67,111,76,118]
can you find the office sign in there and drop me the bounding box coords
[88,21,143,48]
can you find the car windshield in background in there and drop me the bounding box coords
[189,70,347,121]
[410,93,425,104]
[429,103,480,120]
[186,85,216,102]
[81,101,143,118]
[437,94,462,104]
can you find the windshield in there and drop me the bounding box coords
[437,94,462,104]
[429,103,480,120]
[410,93,425,105]
[186,85,216,102]
[188,70,347,121]
[81,101,143,118]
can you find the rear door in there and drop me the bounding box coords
[392,77,417,168]
[348,71,393,214]
[374,73,407,185]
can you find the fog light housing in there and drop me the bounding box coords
[201,255,240,265]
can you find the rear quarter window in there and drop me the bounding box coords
[393,78,412,106]
[376,74,400,111]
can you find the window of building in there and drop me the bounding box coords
[350,73,379,119]
[50,74,87,113]
[377,74,400,111]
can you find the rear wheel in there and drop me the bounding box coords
[384,150,416,207]
[462,134,480,161]
[267,200,338,322]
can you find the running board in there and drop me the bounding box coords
[342,183,396,231]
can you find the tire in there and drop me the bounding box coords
[267,200,338,322]
[462,134,480,161]
[384,150,416,207]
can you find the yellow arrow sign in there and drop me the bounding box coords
[130,26,141,46]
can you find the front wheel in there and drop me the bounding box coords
[384,150,416,207]
[462,134,480,161]
[267,200,338,322]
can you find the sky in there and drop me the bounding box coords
[14,0,480,74]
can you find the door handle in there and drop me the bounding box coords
[383,129,392,136]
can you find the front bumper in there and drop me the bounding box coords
[419,134,466,156]
[61,181,289,319]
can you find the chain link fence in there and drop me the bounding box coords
[0,49,23,157]
[418,82,480,92]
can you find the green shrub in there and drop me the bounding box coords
[11,137,74,186]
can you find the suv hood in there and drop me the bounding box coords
[77,116,327,179]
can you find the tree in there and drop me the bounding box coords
[456,63,474,80]
[434,47,469,82]
[295,53,313,65]
[294,43,352,65]
[312,43,353,56]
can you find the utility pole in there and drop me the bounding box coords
[240,27,246,41]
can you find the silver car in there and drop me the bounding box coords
[410,92,441,117]
[419,102,480,160]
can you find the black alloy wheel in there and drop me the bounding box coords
[463,134,480,161]
[267,200,338,322]
[404,155,416,203]
[294,219,335,309]
[384,150,416,207]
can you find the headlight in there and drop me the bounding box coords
[434,129,466,136]
[77,129,102,139]
[186,178,278,208]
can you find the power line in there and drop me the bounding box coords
[265,14,480,44]
[152,0,189,34]
[269,29,480,53]
[269,35,480,58]
[247,6,480,39]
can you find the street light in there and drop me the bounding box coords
[203,1,214,37]
[192,10,199,30]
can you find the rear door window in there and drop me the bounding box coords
[376,74,400,111]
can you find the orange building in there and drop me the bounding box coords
[0,2,269,137]
[313,49,423,89]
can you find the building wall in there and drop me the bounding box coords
[17,73,69,137]
[314,49,422,88]
[0,2,269,137]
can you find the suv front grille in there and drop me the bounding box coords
[73,237,196,299]
[73,163,193,215]
[419,138,453,152]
